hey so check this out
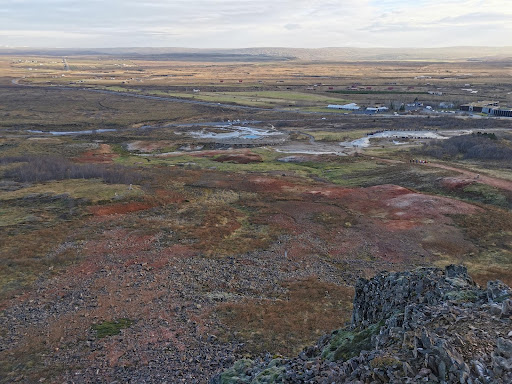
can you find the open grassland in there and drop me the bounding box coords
[0,179,143,202]
[156,90,350,108]
[0,85,234,130]
[1,55,512,383]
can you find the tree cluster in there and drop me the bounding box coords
[418,134,512,161]
[1,156,140,184]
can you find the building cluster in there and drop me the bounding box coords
[460,101,512,117]
[327,103,388,113]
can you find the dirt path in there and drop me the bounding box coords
[425,162,512,192]
[370,155,512,193]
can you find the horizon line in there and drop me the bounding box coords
[1,45,512,50]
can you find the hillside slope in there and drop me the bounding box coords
[212,265,512,383]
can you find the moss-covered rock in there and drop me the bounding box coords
[253,359,286,383]
[217,359,254,384]
[321,321,382,361]
[444,289,480,303]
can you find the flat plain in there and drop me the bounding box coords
[1,52,512,383]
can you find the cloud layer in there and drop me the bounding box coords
[1,0,511,48]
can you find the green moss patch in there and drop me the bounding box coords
[92,319,133,338]
[253,360,286,384]
[218,359,254,384]
[321,322,383,362]
[444,289,480,303]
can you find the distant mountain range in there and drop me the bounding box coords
[1,46,512,61]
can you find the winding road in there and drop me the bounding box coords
[10,78,278,112]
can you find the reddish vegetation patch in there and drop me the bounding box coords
[246,176,301,193]
[242,181,480,263]
[89,202,155,216]
[193,208,243,253]
[305,184,480,222]
[154,189,187,203]
[213,153,263,164]
[385,192,480,220]
[162,244,197,258]
[74,144,118,164]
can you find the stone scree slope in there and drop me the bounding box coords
[211,265,512,384]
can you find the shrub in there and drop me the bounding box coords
[417,134,512,161]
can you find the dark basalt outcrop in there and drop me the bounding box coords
[211,265,512,383]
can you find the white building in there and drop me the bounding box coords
[366,106,389,112]
[327,103,360,110]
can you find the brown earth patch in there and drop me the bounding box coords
[127,140,176,152]
[383,219,422,231]
[440,177,476,190]
[191,172,308,194]
[189,150,232,157]
[213,153,263,164]
[74,144,118,164]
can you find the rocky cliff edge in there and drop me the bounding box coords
[210,265,512,384]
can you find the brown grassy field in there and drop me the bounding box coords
[3,55,512,109]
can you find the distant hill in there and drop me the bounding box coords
[1,46,512,62]
[231,46,512,61]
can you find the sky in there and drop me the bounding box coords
[0,0,511,48]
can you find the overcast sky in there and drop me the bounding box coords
[1,0,511,48]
